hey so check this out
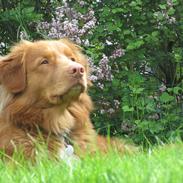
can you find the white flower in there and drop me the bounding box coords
[106,40,113,45]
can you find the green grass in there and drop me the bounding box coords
[0,143,183,183]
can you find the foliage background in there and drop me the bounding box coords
[0,0,183,146]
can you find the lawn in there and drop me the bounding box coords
[0,142,183,183]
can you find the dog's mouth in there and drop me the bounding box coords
[47,77,87,106]
[50,82,85,105]
[60,83,85,100]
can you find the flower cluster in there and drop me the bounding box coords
[37,1,96,46]
[99,99,120,115]
[166,0,176,24]
[110,48,125,59]
[88,48,125,88]
[154,0,176,26]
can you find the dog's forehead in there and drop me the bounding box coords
[25,41,73,60]
[36,41,74,56]
[47,41,68,51]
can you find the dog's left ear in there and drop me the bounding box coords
[0,54,26,94]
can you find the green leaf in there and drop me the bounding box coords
[168,7,175,15]
[173,87,182,94]
[127,40,144,50]
[151,31,159,37]
[160,92,174,103]
[112,8,124,13]
[159,4,166,10]
[132,88,144,94]
[102,7,110,16]
[123,30,131,35]
[174,53,182,62]
[130,1,137,7]
[122,105,134,112]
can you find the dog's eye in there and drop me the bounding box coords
[70,58,76,62]
[41,60,49,65]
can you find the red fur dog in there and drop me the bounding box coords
[0,39,131,159]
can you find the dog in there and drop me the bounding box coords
[0,39,133,159]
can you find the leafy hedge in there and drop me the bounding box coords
[0,0,183,145]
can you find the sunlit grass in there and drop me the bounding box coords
[0,142,183,183]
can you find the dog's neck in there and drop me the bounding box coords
[1,96,75,136]
[41,106,75,135]
[0,88,92,137]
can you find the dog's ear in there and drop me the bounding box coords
[0,53,26,94]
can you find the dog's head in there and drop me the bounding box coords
[0,39,90,108]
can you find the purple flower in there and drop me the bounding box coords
[37,3,97,45]
[110,48,125,59]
